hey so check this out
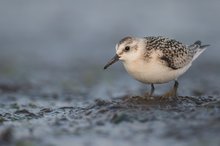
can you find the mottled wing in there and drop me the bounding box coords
[145,36,194,69]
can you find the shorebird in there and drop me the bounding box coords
[104,36,209,97]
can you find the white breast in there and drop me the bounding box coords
[123,57,191,84]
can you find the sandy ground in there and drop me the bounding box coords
[0,62,219,146]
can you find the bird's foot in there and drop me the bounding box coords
[160,80,179,100]
[144,92,154,98]
[160,90,178,100]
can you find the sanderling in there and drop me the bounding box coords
[104,36,209,97]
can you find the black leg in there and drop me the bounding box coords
[173,80,179,97]
[149,84,155,96]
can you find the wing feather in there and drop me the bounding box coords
[145,36,194,69]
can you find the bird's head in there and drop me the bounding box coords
[104,36,144,69]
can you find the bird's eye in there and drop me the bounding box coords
[124,46,130,52]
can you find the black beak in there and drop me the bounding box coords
[104,54,119,70]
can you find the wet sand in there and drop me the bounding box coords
[0,63,219,146]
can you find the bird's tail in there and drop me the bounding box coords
[189,40,210,61]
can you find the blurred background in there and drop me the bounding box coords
[0,0,219,69]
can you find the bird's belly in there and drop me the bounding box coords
[123,61,190,84]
